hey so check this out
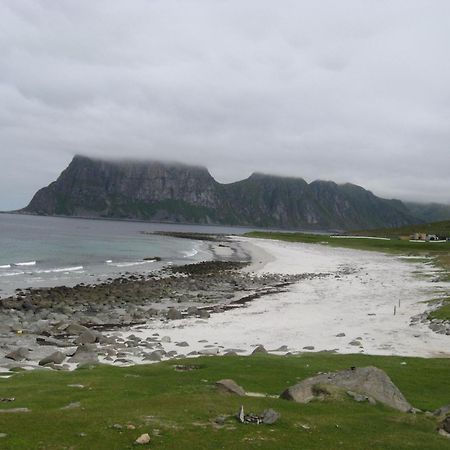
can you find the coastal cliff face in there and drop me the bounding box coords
[23,155,420,230]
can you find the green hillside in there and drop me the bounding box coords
[351,220,450,239]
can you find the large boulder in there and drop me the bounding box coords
[39,351,66,366]
[216,379,246,396]
[5,347,29,361]
[68,344,99,364]
[280,366,412,412]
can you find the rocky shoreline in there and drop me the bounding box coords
[0,238,328,372]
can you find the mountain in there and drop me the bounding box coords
[22,155,421,230]
[404,201,450,223]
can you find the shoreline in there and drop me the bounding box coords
[0,236,449,374]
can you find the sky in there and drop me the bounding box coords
[1,0,449,210]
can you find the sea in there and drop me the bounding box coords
[0,213,251,299]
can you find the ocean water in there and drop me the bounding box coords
[0,214,249,298]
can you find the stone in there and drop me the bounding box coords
[216,379,246,396]
[280,366,412,412]
[143,350,163,362]
[65,323,90,335]
[261,409,280,424]
[434,404,450,417]
[349,340,362,346]
[135,433,151,444]
[346,390,376,405]
[336,332,346,337]
[5,347,29,361]
[303,346,315,350]
[68,344,99,364]
[274,345,288,352]
[160,336,171,343]
[166,308,182,320]
[251,345,267,355]
[75,329,98,345]
[39,351,66,366]
[175,341,189,347]
[441,416,450,434]
[198,310,210,319]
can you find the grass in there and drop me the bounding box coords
[1,354,450,449]
[351,220,450,239]
[244,231,450,254]
[428,297,450,321]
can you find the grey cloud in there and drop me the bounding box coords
[0,0,449,210]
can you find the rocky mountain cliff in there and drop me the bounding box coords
[22,155,421,230]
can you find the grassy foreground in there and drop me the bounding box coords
[1,354,450,449]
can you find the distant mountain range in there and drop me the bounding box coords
[20,155,449,231]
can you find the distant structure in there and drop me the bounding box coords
[409,233,446,242]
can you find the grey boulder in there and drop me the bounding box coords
[216,379,246,396]
[5,347,29,361]
[39,351,66,366]
[280,366,412,412]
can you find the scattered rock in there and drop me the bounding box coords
[349,340,362,346]
[303,346,315,350]
[251,345,267,355]
[166,308,182,320]
[440,416,450,434]
[75,329,98,345]
[39,351,66,366]
[175,341,189,347]
[5,347,29,361]
[274,345,288,352]
[135,433,151,444]
[336,333,346,337]
[434,404,450,417]
[237,405,280,425]
[280,366,412,412]
[216,379,246,396]
[60,402,81,410]
[261,409,280,424]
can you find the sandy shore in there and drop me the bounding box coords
[123,237,450,358]
[1,236,448,373]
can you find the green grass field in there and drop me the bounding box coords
[1,354,450,449]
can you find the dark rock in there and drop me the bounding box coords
[251,345,267,355]
[434,404,450,417]
[5,347,29,361]
[167,308,182,320]
[74,329,98,345]
[39,351,66,366]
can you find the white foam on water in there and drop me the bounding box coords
[0,264,11,269]
[14,261,37,266]
[36,265,84,274]
[181,248,199,257]
[0,271,25,277]
[110,261,155,268]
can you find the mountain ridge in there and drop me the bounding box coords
[22,155,422,231]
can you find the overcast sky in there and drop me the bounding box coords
[1,0,449,210]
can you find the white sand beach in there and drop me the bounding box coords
[123,237,450,359]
